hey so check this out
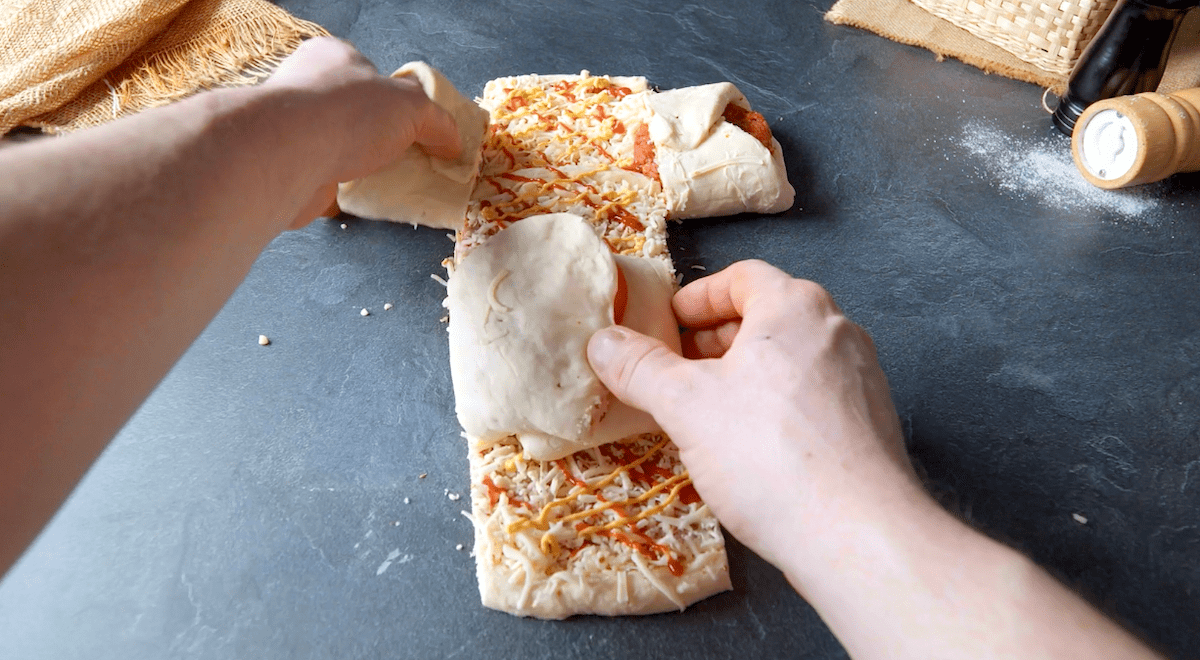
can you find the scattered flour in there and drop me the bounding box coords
[958,121,1161,218]
[375,548,413,576]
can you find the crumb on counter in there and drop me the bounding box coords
[1072,513,1088,525]
[384,303,394,311]
[419,473,427,479]
[456,544,464,551]
[257,335,270,346]
[360,308,369,317]
[403,497,410,504]
[340,223,347,229]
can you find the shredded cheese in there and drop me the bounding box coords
[458,72,669,264]
[507,435,672,533]
[460,74,728,614]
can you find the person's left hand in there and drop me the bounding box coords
[262,37,462,228]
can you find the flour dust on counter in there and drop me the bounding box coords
[957,120,1162,218]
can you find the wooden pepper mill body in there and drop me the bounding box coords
[1071,87,1200,189]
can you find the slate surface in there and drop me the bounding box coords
[2,1,1198,658]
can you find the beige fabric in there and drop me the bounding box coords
[826,0,1065,90]
[1,0,328,135]
[1157,10,1200,95]
[826,0,1200,95]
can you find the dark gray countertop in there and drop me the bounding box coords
[2,1,1199,658]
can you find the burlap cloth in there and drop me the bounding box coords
[0,0,328,135]
[826,0,1200,95]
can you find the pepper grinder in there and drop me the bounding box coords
[1072,86,1200,188]
[1052,0,1199,136]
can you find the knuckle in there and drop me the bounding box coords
[789,278,831,304]
[614,343,687,402]
[612,343,662,389]
[785,279,839,316]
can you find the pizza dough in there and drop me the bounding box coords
[646,82,795,219]
[447,213,616,444]
[338,69,797,619]
[459,73,735,620]
[336,61,489,229]
[470,433,731,618]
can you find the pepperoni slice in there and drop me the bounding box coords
[721,103,774,152]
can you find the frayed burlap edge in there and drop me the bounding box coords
[23,4,329,134]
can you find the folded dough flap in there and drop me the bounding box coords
[518,254,681,461]
[647,82,795,219]
[336,61,490,229]
[447,213,617,444]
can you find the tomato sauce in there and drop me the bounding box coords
[628,123,659,182]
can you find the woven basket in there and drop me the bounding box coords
[910,0,1118,77]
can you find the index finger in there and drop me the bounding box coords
[391,74,463,161]
[672,259,793,329]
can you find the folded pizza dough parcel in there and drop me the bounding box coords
[447,212,619,448]
[340,65,796,618]
[336,62,489,229]
[447,212,681,462]
[646,82,793,219]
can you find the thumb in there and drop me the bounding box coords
[588,325,689,415]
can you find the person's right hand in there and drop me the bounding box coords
[587,260,926,574]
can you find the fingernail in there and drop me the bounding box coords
[589,326,633,365]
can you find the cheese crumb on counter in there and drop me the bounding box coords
[456,544,464,551]
[1072,513,1088,525]
[360,308,369,317]
[384,303,394,311]
[257,335,270,346]
[403,497,410,504]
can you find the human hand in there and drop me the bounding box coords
[262,37,462,227]
[587,260,924,573]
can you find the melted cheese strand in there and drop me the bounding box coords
[487,269,512,312]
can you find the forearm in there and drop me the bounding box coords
[784,475,1162,660]
[589,262,1160,658]
[0,85,329,573]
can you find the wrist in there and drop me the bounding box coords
[191,85,341,232]
[776,466,949,595]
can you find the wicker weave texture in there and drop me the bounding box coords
[910,0,1117,76]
